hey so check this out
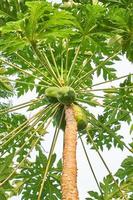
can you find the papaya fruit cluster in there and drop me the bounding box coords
[45,86,88,131]
[45,86,76,105]
[53,105,87,131]
[72,104,87,131]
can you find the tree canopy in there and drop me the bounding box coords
[0,0,133,199]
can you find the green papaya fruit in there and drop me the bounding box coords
[45,86,76,104]
[73,104,87,131]
[57,86,76,105]
[45,87,59,103]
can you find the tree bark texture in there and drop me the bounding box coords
[61,105,79,200]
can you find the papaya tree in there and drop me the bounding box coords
[0,0,133,199]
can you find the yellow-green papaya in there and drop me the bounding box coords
[73,104,87,131]
[57,86,76,105]
[45,87,59,103]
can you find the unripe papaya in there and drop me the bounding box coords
[72,104,87,131]
[45,87,59,103]
[57,86,76,105]
[45,86,76,104]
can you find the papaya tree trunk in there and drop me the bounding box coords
[61,105,79,200]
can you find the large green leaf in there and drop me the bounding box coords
[86,156,133,200]
[18,150,62,199]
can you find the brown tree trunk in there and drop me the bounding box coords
[61,105,79,200]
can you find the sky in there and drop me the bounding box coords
[8,0,133,199]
